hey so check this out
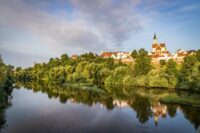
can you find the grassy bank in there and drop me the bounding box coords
[160,94,200,108]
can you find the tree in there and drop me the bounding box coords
[164,59,177,87]
[131,50,138,59]
[105,58,115,69]
[177,55,199,89]
[196,49,200,62]
[98,68,110,84]
[79,52,95,61]
[105,66,129,85]
[61,54,69,62]
[160,60,166,66]
[0,55,3,66]
[48,58,60,68]
[0,55,13,130]
[134,49,152,76]
[16,67,22,72]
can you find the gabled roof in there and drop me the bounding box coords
[152,44,159,48]
[100,51,130,58]
[160,43,165,47]
[187,50,196,54]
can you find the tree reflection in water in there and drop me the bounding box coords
[14,81,200,130]
[0,89,12,131]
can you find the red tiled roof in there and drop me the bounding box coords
[152,43,166,49]
[156,47,161,50]
[100,52,112,57]
[100,52,129,58]
[152,44,159,48]
[177,53,188,57]
[160,43,165,47]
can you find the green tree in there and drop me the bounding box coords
[177,55,199,90]
[98,68,111,84]
[196,49,200,61]
[164,59,178,88]
[105,66,129,85]
[60,54,69,65]
[160,60,166,66]
[134,49,152,76]
[131,50,138,59]
[79,52,95,61]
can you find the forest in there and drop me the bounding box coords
[13,49,200,92]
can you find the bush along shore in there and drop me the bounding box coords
[13,49,200,92]
[0,55,14,129]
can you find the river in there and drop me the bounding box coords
[0,83,200,133]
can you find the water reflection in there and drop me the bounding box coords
[151,102,167,126]
[0,91,12,131]
[1,81,200,133]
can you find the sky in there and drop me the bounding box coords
[0,0,199,67]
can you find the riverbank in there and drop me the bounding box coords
[160,95,200,108]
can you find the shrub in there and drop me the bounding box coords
[160,60,166,66]
[123,75,136,85]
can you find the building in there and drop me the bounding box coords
[100,51,130,59]
[71,54,78,59]
[172,49,196,63]
[149,34,171,63]
[100,51,133,63]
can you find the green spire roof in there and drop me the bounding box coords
[153,33,158,44]
[153,33,157,40]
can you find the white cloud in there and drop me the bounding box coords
[0,0,144,54]
[71,0,143,45]
[0,0,112,57]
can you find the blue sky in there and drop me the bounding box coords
[0,0,199,67]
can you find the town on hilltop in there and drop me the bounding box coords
[72,34,195,64]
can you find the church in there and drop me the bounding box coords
[149,34,171,63]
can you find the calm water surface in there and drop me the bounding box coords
[0,84,200,133]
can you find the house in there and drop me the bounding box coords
[100,51,130,59]
[173,49,196,63]
[71,54,78,59]
[100,51,133,63]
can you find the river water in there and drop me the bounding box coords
[0,84,200,133]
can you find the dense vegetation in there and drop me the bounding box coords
[14,49,200,91]
[0,55,14,129]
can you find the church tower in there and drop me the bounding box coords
[150,33,171,62]
[152,33,158,53]
[153,33,158,44]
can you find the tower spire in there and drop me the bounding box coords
[153,33,158,44]
[153,33,157,40]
